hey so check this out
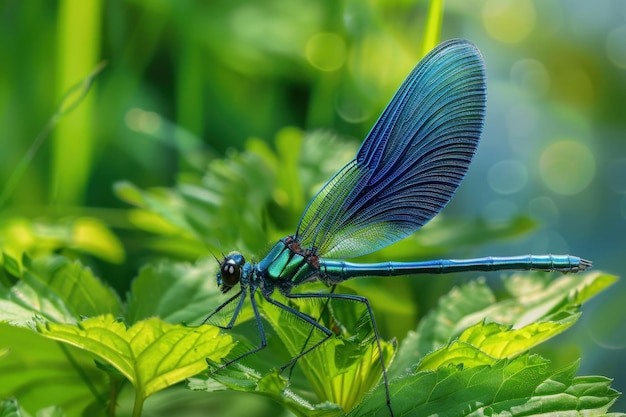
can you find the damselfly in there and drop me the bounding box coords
[204,39,591,416]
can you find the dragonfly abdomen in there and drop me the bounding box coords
[320,254,592,283]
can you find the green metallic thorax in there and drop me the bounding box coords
[256,239,318,290]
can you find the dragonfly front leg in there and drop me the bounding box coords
[208,288,269,371]
[202,289,244,328]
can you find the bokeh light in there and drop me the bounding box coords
[335,88,374,123]
[125,108,162,135]
[481,199,519,223]
[528,196,559,226]
[553,67,595,107]
[539,140,595,195]
[305,32,347,72]
[509,59,550,98]
[487,159,528,195]
[506,104,539,141]
[607,158,626,194]
[527,229,569,254]
[606,25,626,68]
[482,0,536,43]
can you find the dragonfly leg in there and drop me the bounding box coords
[202,289,244,328]
[284,291,394,417]
[261,293,334,372]
[284,285,337,381]
[208,288,268,371]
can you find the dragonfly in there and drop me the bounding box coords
[204,39,591,416]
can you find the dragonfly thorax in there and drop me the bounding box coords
[217,252,246,294]
[251,237,322,295]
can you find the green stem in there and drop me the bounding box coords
[58,342,107,408]
[420,0,445,57]
[0,61,106,211]
[108,376,122,417]
[132,391,145,417]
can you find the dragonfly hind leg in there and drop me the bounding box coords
[283,286,337,380]
[261,293,334,372]
[281,291,394,417]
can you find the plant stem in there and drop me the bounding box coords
[58,342,107,408]
[108,377,120,417]
[132,392,145,417]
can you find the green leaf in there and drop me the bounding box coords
[0,398,21,417]
[118,182,196,237]
[33,406,65,417]
[2,253,21,277]
[125,258,225,325]
[0,217,124,264]
[495,272,615,328]
[113,180,148,207]
[390,279,495,377]
[192,284,395,416]
[259,291,395,414]
[37,315,233,401]
[349,355,624,417]
[417,314,579,372]
[69,217,125,264]
[0,255,121,326]
[115,130,358,259]
[391,272,615,378]
[190,364,342,417]
[25,256,122,319]
[0,400,62,417]
[0,323,108,416]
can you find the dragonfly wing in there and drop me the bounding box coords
[295,39,486,258]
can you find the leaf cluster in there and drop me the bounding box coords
[0,131,623,416]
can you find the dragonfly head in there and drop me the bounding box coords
[217,252,246,294]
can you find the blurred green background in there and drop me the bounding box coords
[1,0,625,414]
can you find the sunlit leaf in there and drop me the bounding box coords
[417,314,579,371]
[349,355,623,417]
[0,217,124,264]
[257,291,395,414]
[391,272,614,379]
[113,180,148,207]
[37,315,234,401]
[70,217,125,264]
[390,279,495,377]
[495,272,616,328]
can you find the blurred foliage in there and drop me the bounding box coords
[1,0,625,415]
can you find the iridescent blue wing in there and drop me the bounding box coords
[294,39,486,258]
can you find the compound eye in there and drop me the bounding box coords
[220,259,241,286]
[216,252,245,294]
